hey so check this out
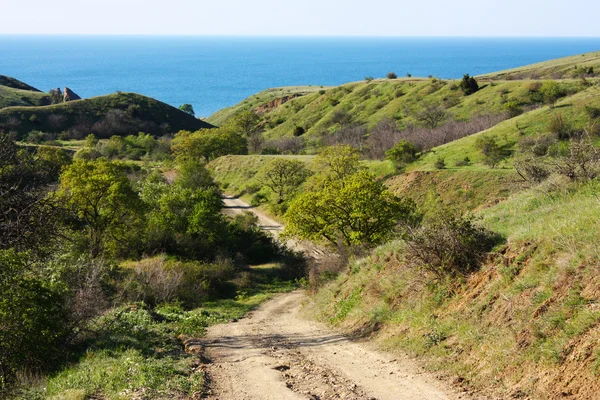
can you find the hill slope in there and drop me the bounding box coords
[0,75,52,109]
[0,92,214,139]
[479,51,600,80]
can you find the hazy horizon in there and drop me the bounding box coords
[4,0,599,37]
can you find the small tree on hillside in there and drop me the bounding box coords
[262,159,311,204]
[284,170,418,247]
[387,72,398,79]
[539,80,564,108]
[416,103,448,129]
[179,104,195,116]
[460,74,479,95]
[475,135,504,168]
[232,110,263,153]
[386,140,419,170]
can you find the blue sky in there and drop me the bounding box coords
[3,0,599,36]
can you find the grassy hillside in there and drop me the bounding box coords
[0,92,214,139]
[0,76,51,109]
[307,178,600,399]
[207,77,591,141]
[208,85,329,127]
[0,75,42,92]
[409,84,600,171]
[479,51,600,80]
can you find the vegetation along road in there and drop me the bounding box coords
[206,197,467,400]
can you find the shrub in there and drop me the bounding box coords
[387,72,398,79]
[434,156,446,169]
[455,156,471,167]
[365,76,374,82]
[404,212,499,278]
[386,140,419,169]
[460,74,479,95]
[584,105,600,120]
[293,126,305,136]
[504,101,524,118]
[475,135,504,168]
[548,113,573,140]
[539,80,565,107]
[0,250,69,387]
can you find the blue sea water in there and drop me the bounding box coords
[1,36,599,117]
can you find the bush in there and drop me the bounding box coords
[460,74,479,95]
[293,126,305,137]
[539,80,565,107]
[386,140,419,169]
[455,156,471,167]
[404,212,499,278]
[434,156,446,169]
[504,101,524,118]
[0,250,69,387]
[475,135,504,168]
[387,72,398,79]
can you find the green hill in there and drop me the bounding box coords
[0,75,42,92]
[0,76,51,109]
[207,76,592,143]
[479,51,600,80]
[0,92,214,139]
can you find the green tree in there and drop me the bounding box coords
[231,110,263,153]
[173,128,248,162]
[284,170,417,247]
[262,158,311,204]
[539,80,564,107]
[460,74,479,95]
[386,140,419,169]
[416,103,448,129]
[475,135,504,168]
[85,133,99,149]
[0,250,68,386]
[312,145,364,184]
[179,103,195,116]
[58,159,143,257]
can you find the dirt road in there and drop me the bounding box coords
[203,291,467,400]
[205,197,468,399]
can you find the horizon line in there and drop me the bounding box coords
[1,34,600,39]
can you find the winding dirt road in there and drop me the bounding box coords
[203,197,470,400]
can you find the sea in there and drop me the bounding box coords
[1,36,599,117]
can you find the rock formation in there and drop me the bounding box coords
[63,87,81,102]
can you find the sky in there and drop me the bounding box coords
[2,0,599,37]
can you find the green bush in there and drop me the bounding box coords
[434,156,446,169]
[460,74,479,95]
[0,250,69,388]
[404,211,499,278]
[386,140,419,169]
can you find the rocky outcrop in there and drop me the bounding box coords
[256,94,302,114]
[49,88,63,104]
[63,87,81,102]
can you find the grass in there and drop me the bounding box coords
[12,264,299,400]
[0,85,50,109]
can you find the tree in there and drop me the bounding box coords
[386,140,419,169]
[312,145,364,184]
[179,103,195,116]
[284,170,417,247]
[262,159,311,204]
[460,74,479,95]
[475,135,504,168]
[387,72,398,79]
[173,128,248,162]
[416,103,448,129]
[58,159,143,257]
[540,80,564,107]
[85,133,99,149]
[0,134,61,254]
[231,110,263,153]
